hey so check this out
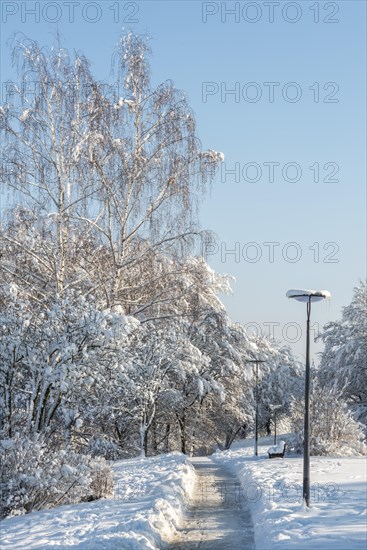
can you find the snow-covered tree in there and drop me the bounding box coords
[318,281,367,424]
[0,283,137,441]
[0,32,223,311]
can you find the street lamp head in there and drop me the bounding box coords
[286,289,331,303]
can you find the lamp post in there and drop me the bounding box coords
[270,404,282,445]
[286,289,331,507]
[246,359,266,457]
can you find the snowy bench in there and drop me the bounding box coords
[267,440,286,459]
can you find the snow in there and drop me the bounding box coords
[114,98,136,111]
[213,436,367,550]
[0,452,196,549]
[286,289,331,302]
[61,464,77,476]
[20,109,31,122]
[75,418,83,429]
[1,439,366,549]
[201,149,225,162]
[268,440,286,454]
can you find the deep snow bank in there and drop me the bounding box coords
[213,438,367,550]
[0,452,195,549]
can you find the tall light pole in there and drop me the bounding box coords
[286,289,331,507]
[246,359,266,457]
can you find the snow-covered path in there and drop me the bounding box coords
[168,456,255,550]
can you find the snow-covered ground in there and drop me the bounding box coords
[1,439,366,549]
[169,456,255,549]
[213,436,367,550]
[0,452,195,549]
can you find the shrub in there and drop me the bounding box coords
[0,435,114,518]
[287,385,367,456]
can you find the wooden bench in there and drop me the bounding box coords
[268,441,286,459]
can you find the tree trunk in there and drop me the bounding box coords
[144,428,148,457]
[177,414,186,454]
[151,417,158,454]
[140,417,147,458]
[241,423,248,438]
[224,425,243,450]
[265,417,272,436]
[164,423,170,453]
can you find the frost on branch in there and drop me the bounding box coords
[201,149,225,163]
[200,149,225,181]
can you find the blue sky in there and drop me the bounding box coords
[1,1,366,361]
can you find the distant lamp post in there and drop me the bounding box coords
[246,359,266,457]
[286,288,331,507]
[270,404,282,445]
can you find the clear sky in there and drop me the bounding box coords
[1,0,366,361]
